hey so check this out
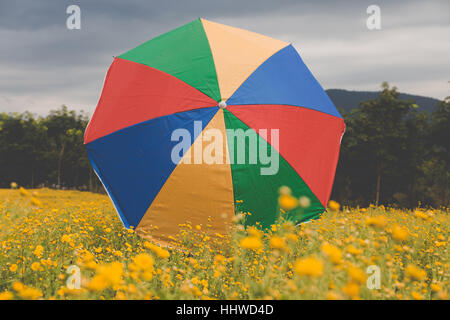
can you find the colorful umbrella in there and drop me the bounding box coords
[85,18,345,242]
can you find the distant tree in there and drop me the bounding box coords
[0,112,49,187]
[337,82,416,205]
[419,97,450,206]
[403,109,429,205]
[0,106,92,189]
[43,106,88,187]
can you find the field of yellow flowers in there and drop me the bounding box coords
[0,187,448,300]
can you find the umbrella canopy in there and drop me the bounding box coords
[85,18,345,242]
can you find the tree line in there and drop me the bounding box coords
[0,106,101,192]
[0,83,448,207]
[332,82,449,208]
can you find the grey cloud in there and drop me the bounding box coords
[0,0,449,115]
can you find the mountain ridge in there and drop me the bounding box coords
[326,89,441,113]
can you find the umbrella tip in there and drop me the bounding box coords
[219,101,227,109]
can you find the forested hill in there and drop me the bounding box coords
[326,89,440,113]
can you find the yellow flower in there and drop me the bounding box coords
[328,200,340,211]
[0,291,13,300]
[87,276,108,292]
[214,254,226,265]
[133,253,154,270]
[115,291,126,300]
[346,245,362,256]
[33,245,44,257]
[247,227,263,239]
[365,216,387,229]
[411,291,423,300]
[414,210,430,220]
[430,283,441,292]
[326,291,342,300]
[144,242,170,259]
[294,256,324,277]
[61,234,72,243]
[88,262,124,291]
[10,182,18,189]
[321,242,342,264]
[347,265,366,284]
[9,264,18,272]
[278,194,298,211]
[437,291,448,300]
[12,282,24,292]
[31,262,41,271]
[128,254,154,281]
[286,233,299,242]
[18,287,42,300]
[19,187,29,196]
[240,236,262,250]
[269,235,287,251]
[405,265,426,281]
[341,282,360,299]
[30,197,43,207]
[390,225,409,242]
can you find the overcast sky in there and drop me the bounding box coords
[0,0,449,115]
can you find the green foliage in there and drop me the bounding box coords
[333,82,450,207]
[0,106,100,191]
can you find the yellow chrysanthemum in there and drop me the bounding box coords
[341,282,360,298]
[347,265,366,284]
[33,245,44,257]
[19,187,29,196]
[405,265,426,281]
[278,194,298,211]
[240,236,262,250]
[411,291,423,300]
[321,242,342,264]
[390,225,409,242]
[31,262,41,271]
[61,234,72,243]
[144,242,170,259]
[294,256,324,277]
[247,227,263,239]
[365,216,387,229]
[0,291,13,300]
[328,200,340,211]
[414,210,430,220]
[88,262,124,291]
[12,282,24,292]
[18,287,42,300]
[30,197,43,207]
[269,235,287,251]
[132,253,154,270]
